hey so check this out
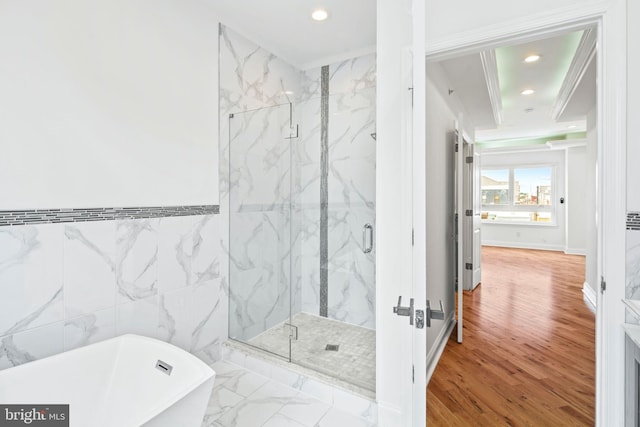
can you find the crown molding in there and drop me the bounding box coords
[479,49,503,126]
[425,1,607,60]
[545,138,588,149]
[551,27,597,120]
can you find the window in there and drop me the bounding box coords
[481,166,555,224]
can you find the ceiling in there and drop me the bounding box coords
[212,5,595,143]
[211,0,376,70]
[437,29,597,142]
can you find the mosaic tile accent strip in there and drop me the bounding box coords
[0,205,219,227]
[628,212,640,230]
[320,65,329,317]
[320,64,330,318]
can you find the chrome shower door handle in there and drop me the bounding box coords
[362,223,373,253]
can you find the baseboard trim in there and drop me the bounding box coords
[582,281,597,313]
[482,241,565,252]
[426,311,456,383]
[565,247,587,256]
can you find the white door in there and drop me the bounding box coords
[376,0,426,424]
[463,143,482,291]
[472,149,482,287]
[455,121,464,343]
[411,0,427,424]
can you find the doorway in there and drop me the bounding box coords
[425,23,599,424]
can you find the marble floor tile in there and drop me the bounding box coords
[262,414,306,427]
[215,391,286,427]
[315,408,377,427]
[205,362,376,427]
[218,367,270,398]
[201,385,245,426]
[251,381,299,400]
[276,393,331,426]
[211,361,245,380]
[211,361,267,390]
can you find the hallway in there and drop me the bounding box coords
[427,246,595,425]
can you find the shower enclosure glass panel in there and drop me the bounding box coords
[228,103,293,360]
[228,87,376,393]
[290,87,376,392]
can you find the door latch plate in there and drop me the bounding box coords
[415,309,425,329]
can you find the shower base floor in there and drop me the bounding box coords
[247,313,376,393]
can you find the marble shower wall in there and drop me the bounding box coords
[626,215,640,323]
[627,230,640,301]
[296,55,377,329]
[220,26,300,342]
[0,214,224,370]
[221,24,377,339]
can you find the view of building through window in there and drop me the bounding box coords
[481,169,509,205]
[481,166,554,223]
[514,167,552,206]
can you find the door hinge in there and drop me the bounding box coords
[284,323,298,340]
[408,87,414,107]
[465,209,473,216]
[284,124,299,139]
[465,263,473,270]
[412,365,415,383]
[412,229,414,246]
[600,276,606,293]
[455,143,459,152]
[465,156,473,164]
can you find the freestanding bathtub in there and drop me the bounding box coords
[0,334,215,426]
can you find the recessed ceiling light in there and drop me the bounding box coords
[524,54,541,63]
[521,89,535,95]
[311,9,328,21]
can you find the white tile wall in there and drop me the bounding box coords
[0,213,225,371]
[64,222,116,318]
[0,225,64,335]
[626,229,640,323]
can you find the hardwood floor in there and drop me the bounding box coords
[427,246,595,426]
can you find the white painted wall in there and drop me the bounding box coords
[0,0,220,209]
[566,146,588,255]
[480,149,567,250]
[425,64,456,365]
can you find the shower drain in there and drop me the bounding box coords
[325,344,340,351]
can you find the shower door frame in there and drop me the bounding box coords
[227,102,295,362]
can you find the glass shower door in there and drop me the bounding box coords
[228,103,293,360]
[290,87,377,393]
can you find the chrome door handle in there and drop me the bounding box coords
[363,223,373,253]
[393,296,414,325]
[426,300,445,328]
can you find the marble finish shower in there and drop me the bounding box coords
[221,25,376,391]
